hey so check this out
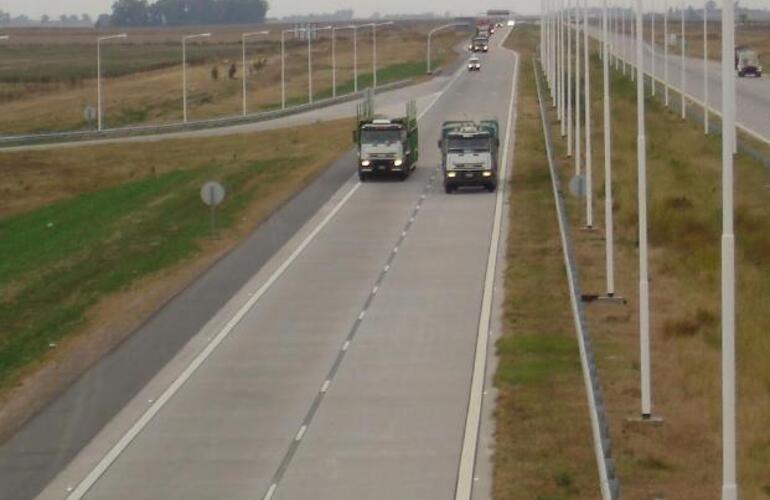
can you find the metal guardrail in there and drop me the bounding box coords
[0,79,414,148]
[533,57,620,500]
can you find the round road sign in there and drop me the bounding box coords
[201,181,226,207]
[569,175,586,198]
[84,106,97,123]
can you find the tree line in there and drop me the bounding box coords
[109,0,269,27]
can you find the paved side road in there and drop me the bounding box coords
[5,29,518,500]
[602,28,770,142]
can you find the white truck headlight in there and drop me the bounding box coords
[482,171,493,177]
[394,159,403,167]
[361,160,371,167]
[447,172,457,178]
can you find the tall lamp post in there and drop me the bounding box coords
[635,0,653,420]
[241,30,270,116]
[281,27,303,109]
[720,0,737,498]
[307,25,332,104]
[427,23,467,74]
[97,33,128,132]
[583,0,594,229]
[602,0,617,297]
[358,21,395,90]
[332,25,357,97]
[703,0,709,134]
[680,0,686,120]
[664,0,670,107]
[182,33,211,124]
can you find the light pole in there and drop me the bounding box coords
[427,23,467,74]
[720,0,737,497]
[663,0,671,107]
[307,25,332,104]
[281,28,302,109]
[651,3,656,97]
[356,21,394,91]
[635,0,652,420]
[97,33,128,132]
[560,2,566,136]
[703,0,709,134]
[622,3,627,76]
[602,0,617,297]
[575,2,582,177]
[332,25,356,97]
[583,0,593,229]
[680,0,686,120]
[182,33,211,124]
[241,31,270,116]
[565,0,568,158]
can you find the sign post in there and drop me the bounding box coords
[200,181,226,238]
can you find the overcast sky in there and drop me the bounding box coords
[2,0,767,19]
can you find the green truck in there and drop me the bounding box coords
[354,100,419,181]
[438,120,500,193]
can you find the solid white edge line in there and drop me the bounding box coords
[454,34,519,500]
[64,43,471,500]
[64,181,362,500]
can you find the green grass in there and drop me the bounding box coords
[0,157,298,383]
[493,27,598,500]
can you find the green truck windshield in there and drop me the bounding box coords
[361,129,401,144]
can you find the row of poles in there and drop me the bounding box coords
[3,22,397,132]
[541,1,738,498]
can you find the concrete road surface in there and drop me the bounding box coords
[0,29,519,500]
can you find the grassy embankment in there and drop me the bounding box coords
[541,25,770,498]
[0,25,464,134]
[0,118,353,423]
[493,27,599,500]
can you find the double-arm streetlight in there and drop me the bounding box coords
[308,25,333,104]
[332,25,357,97]
[358,21,394,90]
[97,33,128,132]
[241,30,270,116]
[426,23,467,74]
[182,33,211,123]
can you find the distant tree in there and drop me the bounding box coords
[96,14,112,27]
[110,0,151,26]
[0,10,11,25]
[81,14,93,24]
[41,14,50,24]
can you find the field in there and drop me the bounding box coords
[0,22,466,134]
[0,118,354,439]
[550,30,770,498]
[496,23,770,499]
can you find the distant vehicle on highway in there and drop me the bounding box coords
[468,57,481,72]
[355,101,419,181]
[439,120,500,193]
[507,19,516,27]
[470,36,489,53]
[735,47,762,78]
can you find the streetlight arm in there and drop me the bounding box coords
[427,23,469,74]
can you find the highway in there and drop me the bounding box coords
[604,28,770,143]
[0,29,518,500]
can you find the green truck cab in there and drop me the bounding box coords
[353,100,419,181]
[438,120,500,194]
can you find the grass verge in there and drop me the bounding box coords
[0,119,353,436]
[543,27,770,498]
[493,27,599,500]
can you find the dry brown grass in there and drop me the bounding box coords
[544,34,770,498]
[493,28,598,500]
[0,24,465,134]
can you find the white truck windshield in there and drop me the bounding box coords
[448,137,490,152]
[361,129,401,144]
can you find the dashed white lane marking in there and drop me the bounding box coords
[263,483,277,500]
[342,341,350,352]
[295,425,307,441]
[320,380,331,393]
[384,265,390,272]
[372,286,379,295]
[358,311,366,321]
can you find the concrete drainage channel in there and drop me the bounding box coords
[533,58,621,500]
[0,80,413,148]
